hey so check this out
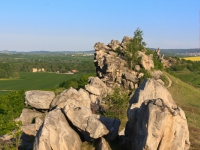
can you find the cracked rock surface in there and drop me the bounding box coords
[33,108,82,150]
[62,99,109,139]
[122,79,190,150]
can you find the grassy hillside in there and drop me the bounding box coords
[166,72,200,150]
[167,69,200,88]
[0,72,95,95]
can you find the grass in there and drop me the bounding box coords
[165,72,200,150]
[0,72,95,95]
[169,69,200,88]
[183,56,200,61]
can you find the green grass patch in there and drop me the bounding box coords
[166,72,200,149]
[0,72,95,95]
[168,69,200,88]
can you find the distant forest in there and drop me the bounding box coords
[0,54,95,78]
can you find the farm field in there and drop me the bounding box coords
[184,56,200,61]
[0,72,95,95]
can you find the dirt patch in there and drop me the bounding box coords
[189,126,200,150]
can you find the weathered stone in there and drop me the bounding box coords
[129,82,134,89]
[137,73,144,79]
[51,87,91,109]
[35,117,43,131]
[90,94,101,104]
[138,51,154,70]
[134,83,138,89]
[109,51,118,57]
[123,72,138,83]
[150,70,163,80]
[22,124,36,136]
[96,115,120,141]
[121,36,132,48]
[134,65,140,72]
[63,99,109,139]
[50,87,78,108]
[129,79,177,109]
[119,128,125,136]
[124,79,190,150]
[25,90,55,109]
[157,79,165,85]
[85,84,101,96]
[94,42,111,51]
[122,79,129,89]
[108,40,121,51]
[88,77,108,97]
[33,108,82,150]
[94,137,109,150]
[15,108,44,126]
[0,133,13,141]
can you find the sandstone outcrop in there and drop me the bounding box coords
[34,108,82,150]
[62,99,109,139]
[122,79,190,150]
[96,115,120,141]
[94,36,155,90]
[50,87,91,109]
[25,90,55,109]
[6,36,190,150]
[155,48,177,68]
[138,51,154,70]
[15,108,44,126]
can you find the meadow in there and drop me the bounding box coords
[166,72,200,150]
[168,69,200,88]
[0,72,95,95]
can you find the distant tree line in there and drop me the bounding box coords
[168,58,200,72]
[0,54,95,78]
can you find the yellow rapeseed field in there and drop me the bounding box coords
[183,56,200,61]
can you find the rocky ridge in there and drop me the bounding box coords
[94,36,154,90]
[1,36,190,150]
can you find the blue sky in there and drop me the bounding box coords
[0,0,199,51]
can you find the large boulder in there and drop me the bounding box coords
[21,117,44,136]
[88,77,108,97]
[138,51,154,71]
[25,90,55,109]
[96,115,120,141]
[123,79,190,150]
[33,108,82,150]
[50,88,91,109]
[62,99,109,139]
[21,124,37,136]
[85,84,101,96]
[123,72,138,83]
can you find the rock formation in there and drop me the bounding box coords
[3,36,190,150]
[25,90,55,109]
[155,47,177,68]
[17,75,120,149]
[33,108,82,150]
[94,36,154,90]
[121,79,190,150]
